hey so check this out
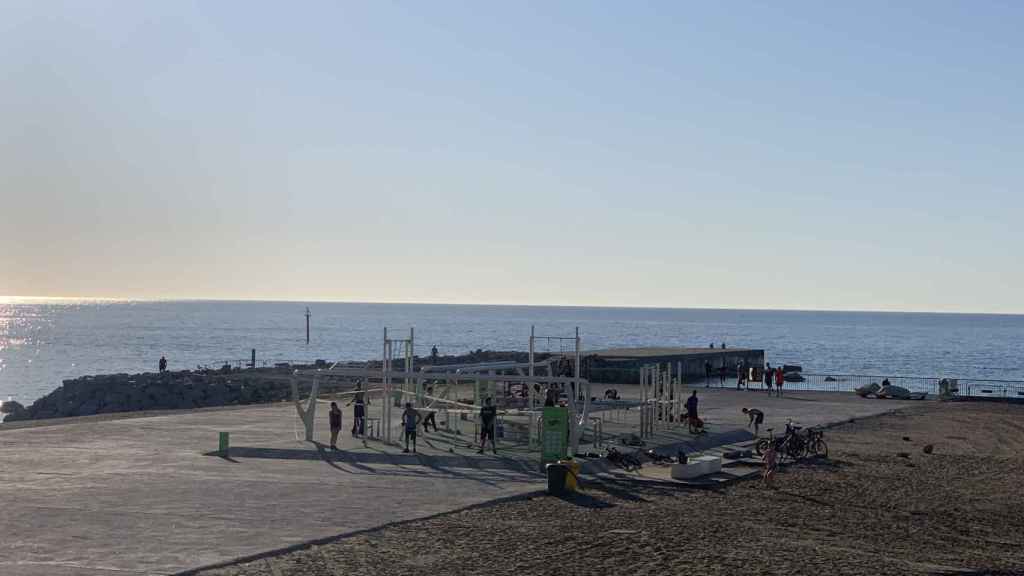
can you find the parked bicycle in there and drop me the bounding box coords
[606,446,643,471]
[802,427,828,458]
[755,420,827,462]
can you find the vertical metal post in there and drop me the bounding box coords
[407,327,414,405]
[305,307,310,344]
[528,325,537,447]
[639,366,647,438]
[676,361,683,425]
[383,328,390,444]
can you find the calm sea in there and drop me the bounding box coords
[1,299,1023,404]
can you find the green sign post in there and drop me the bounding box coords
[541,407,568,465]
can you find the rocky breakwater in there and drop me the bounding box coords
[1,350,538,424]
[3,368,305,423]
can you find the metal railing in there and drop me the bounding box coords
[696,371,1024,400]
[196,358,330,371]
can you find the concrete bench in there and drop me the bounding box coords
[671,455,722,480]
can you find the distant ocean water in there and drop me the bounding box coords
[1,299,1023,404]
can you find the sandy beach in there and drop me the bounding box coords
[197,402,1024,576]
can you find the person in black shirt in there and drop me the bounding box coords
[742,407,764,437]
[478,397,497,454]
[347,382,369,437]
[402,402,421,453]
[328,402,342,450]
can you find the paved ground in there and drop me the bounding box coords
[0,389,922,576]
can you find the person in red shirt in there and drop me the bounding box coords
[775,367,784,397]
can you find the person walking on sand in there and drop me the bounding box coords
[328,401,343,451]
[402,402,420,453]
[775,366,784,397]
[704,361,712,387]
[764,363,773,395]
[742,407,764,437]
[737,361,745,390]
[478,397,498,454]
[718,365,726,387]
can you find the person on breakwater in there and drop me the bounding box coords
[347,382,369,437]
[328,402,342,451]
[158,356,167,373]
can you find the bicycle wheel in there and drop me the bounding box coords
[755,438,770,456]
[785,439,804,462]
[811,438,829,458]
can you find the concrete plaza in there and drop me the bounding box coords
[0,389,921,575]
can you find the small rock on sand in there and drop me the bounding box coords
[923,444,934,454]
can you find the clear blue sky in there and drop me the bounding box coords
[2,1,1022,312]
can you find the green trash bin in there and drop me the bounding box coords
[218,431,230,455]
[546,463,568,496]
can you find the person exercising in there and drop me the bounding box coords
[742,407,764,437]
[478,397,497,455]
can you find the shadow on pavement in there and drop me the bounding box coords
[203,444,542,486]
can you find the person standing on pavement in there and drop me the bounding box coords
[328,402,342,451]
[402,402,420,453]
[478,397,498,454]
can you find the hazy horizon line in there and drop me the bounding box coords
[2,294,1022,317]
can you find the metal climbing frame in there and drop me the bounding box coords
[639,362,684,438]
[383,327,414,444]
[528,326,589,453]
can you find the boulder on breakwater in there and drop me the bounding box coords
[3,369,301,422]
